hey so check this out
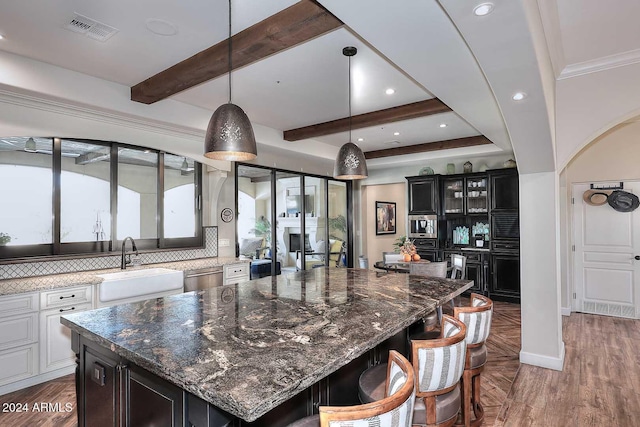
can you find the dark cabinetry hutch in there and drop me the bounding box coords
[406,168,520,303]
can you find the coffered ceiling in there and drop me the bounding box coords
[2,0,635,172]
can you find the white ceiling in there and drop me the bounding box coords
[4,0,634,172]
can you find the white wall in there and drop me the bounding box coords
[519,172,564,370]
[560,121,640,314]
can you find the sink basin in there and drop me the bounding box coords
[96,268,184,306]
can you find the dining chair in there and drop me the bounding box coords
[409,261,449,336]
[450,254,467,280]
[288,350,415,426]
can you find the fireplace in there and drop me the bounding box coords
[289,234,311,253]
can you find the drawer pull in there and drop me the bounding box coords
[59,307,76,313]
[59,294,76,300]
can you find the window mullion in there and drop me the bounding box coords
[52,138,62,255]
[158,152,165,248]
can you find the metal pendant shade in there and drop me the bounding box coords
[334,46,368,180]
[334,142,368,179]
[204,103,256,161]
[204,0,257,161]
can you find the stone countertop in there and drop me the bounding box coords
[0,257,248,297]
[61,268,473,422]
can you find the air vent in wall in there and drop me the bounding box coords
[65,13,119,42]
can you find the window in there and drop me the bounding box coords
[0,138,202,259]
[0,137,53,257]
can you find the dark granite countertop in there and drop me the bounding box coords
[61,268,473,422]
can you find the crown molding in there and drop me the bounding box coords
[559,48,640,80]
[0,87,205,141]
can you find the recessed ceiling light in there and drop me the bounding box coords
[0,35,4,40]
[474,3,494,16]
[439,123,447,128]
[393,132,400,136]
[385,88,395,95]
[512,92,527,101]
[385,141,401,146]
[357,138,364,142]
[145,18,178,36]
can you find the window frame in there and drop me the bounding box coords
[0,138,203,260]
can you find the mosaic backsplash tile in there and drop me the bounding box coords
[0,227,218,280]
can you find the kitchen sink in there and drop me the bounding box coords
[96,267,184,307]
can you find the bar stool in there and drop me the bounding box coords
[453,293,493,427]
[287,350,415,426]
[358,315,467,427]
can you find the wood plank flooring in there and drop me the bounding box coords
[0,302,638,426]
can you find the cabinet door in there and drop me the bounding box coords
[408,178,437,214]
[40,303,93,373]
[490,255,521,302]
[83,346,121,427]
[490,171,519,211]
[127,365,184,427]
[442,177,464,215]
[465,263,483,293]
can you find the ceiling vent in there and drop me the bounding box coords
[65,13,119,42]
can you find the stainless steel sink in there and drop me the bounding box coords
[96,267,183,307]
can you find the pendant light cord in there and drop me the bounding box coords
[228,0,232,104]
[348,54,352,143]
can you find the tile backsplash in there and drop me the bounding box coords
[0,227,218,280]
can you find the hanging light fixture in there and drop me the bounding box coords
[24,137,37,153]
[204,0,257,161]
[334,46,368,180]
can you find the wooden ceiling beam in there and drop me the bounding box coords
[131,0,343,104]
[283,99,451,141]
[364,135,492,159]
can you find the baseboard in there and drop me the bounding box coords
[520,341,565,371]
[561,307,571,316]
[0,366,75,396]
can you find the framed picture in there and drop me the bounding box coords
[376,201,396,235]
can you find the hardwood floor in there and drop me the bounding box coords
[0,302,637,426]
[494,312,640,427]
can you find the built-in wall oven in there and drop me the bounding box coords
[408,215,438,239]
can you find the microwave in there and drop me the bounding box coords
[408,215,438,238]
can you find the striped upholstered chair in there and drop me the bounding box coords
[288,350,415,427]
[411,315,467,427]
[453,293,493,427]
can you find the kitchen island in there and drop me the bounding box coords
[61,268,473,426]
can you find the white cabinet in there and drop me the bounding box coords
[0,293,39,388]
[223,263,249,285]
[39,285,93,374]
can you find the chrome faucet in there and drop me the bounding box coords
[121,236,139,270]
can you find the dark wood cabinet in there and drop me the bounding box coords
[490,254,520,303]
[404,168,520,304]
[489,169,519,211]
[407,176,438,214]
[126,365,184,427]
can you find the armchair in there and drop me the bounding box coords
[296,239,345,270]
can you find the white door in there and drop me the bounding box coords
[573,182,640,318]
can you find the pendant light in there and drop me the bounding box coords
[24,137,37,153]
[204,0,257,161]
[334,46,368,180]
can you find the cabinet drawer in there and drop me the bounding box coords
[224,264,249,279]
[0,292,39,318]
[0,343,38,387]
[0,312,38,350]
[492,241,520,253]
[40,285,93,309]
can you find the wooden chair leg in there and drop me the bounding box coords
[461,370,472,427]
[470,373,485,427]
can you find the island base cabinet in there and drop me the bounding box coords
[82,346,121,427]
[126,365,184,427]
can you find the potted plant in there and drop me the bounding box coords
[0,232,11,246]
